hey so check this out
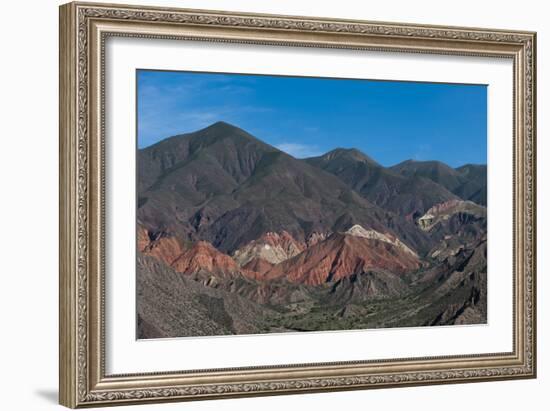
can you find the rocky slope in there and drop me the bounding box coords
[417,199,486,232]
[417,199,487,260]
[137,255,276,338]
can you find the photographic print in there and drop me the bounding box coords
[60,5,536,405]
[136,70,488,339]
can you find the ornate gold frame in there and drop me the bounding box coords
[59,1,537,408]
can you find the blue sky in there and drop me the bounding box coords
[137,70,487,167]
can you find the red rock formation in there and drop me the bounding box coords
[306,231,330,247]
[139,226,243,279]
[264,231,304,249]
[137,226,150,252]
[242,257,274,276]
[170,241,241,278]
[265,233,420,286]
[139,226,421,288]
[138,226,188,266]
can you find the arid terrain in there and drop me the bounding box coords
[136,122,487,338]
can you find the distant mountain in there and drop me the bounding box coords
[306,149,459,216]
[137,122,429,254]
[390,159,463,189]
[455,164,488,205]
[390,160,487,206]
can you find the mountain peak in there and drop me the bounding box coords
[392,158,449,168]
[322,148,380,166]
[194,121,261,142]
[204,120,241,132]
[142,121,266,153]
[137,121,278,193]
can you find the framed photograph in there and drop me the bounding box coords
[59,2,537,408]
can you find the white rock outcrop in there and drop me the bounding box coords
[345,224,418,257]
[232,231,305,266]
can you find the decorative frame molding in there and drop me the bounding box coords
[59,2,536,408]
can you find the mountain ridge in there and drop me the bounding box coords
[306,149,462,217]
[137,122,433,254]
[140,122,486,170]
[390,159,487,205]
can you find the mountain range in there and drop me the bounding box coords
[136,121,487,338]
